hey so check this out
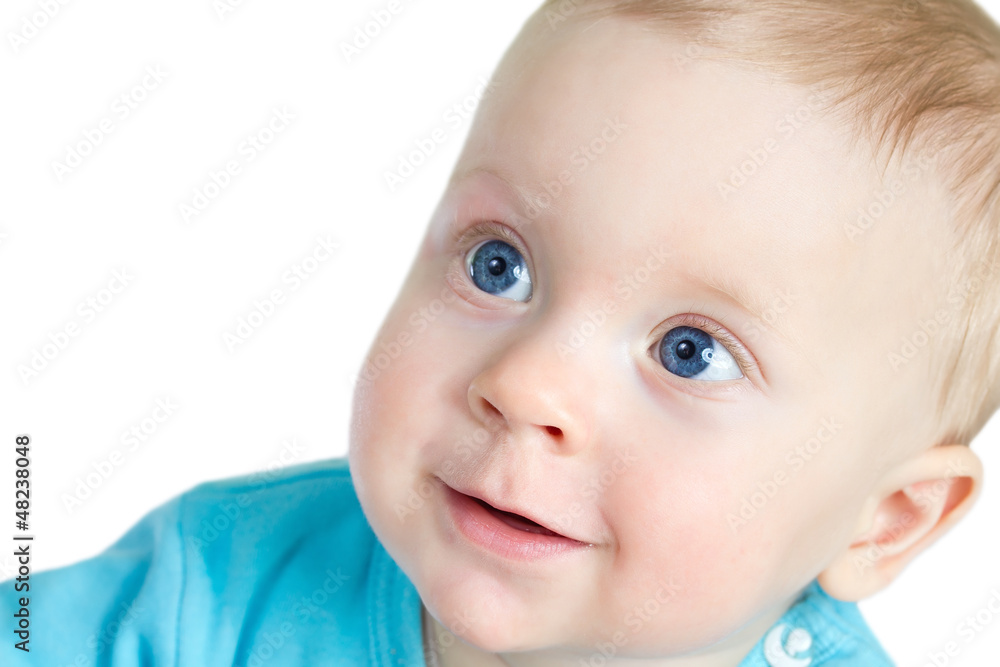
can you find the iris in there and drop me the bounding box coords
[659,326,715,378]
[466,240,532,301]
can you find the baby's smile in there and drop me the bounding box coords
[440,479,594,561]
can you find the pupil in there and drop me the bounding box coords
[676,340,695,360]
[488,257,506,276]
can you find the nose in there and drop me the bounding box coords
[466,322,593,456]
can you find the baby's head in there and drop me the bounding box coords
[349,0,1000,661]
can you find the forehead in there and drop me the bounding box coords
[458,27,840,291]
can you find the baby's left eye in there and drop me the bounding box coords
[657,326,743,381]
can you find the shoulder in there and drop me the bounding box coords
[739,581,895,667]
[177,457,363,546]
[791,581,894,666]
[169,457,392,663]
[0,458,399,666]
[182,455,355,503]
[176,456,378,594]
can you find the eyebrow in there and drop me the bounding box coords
[684,253,803,351]
[449,165,552,228]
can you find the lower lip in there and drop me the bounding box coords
[442,483,591,562]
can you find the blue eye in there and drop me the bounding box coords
[658,326,742,381]
[465,239,532,302]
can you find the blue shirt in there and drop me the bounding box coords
[0,458,894,666]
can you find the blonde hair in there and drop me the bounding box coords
[540,0,1000,445]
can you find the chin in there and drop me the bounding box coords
[397,544,545,653]
[424,586,542,655]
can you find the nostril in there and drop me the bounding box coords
[545,425,562,437]
[481,398,501,418]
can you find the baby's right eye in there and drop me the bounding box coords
[465,238,532,302]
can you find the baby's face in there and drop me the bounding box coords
[349,13,954,660]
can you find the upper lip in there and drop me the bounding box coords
[445,481,586,543]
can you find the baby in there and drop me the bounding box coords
[5,0,1000,665]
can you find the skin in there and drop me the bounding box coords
[348,11,982,667]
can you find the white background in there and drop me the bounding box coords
[1,1,998,665]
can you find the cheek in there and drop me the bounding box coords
[349,304,435,513]
[348,281,477,525]
[350,257,455,448]
[592,407,847,653]
[598,462,771,651]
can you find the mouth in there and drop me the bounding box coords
[441,482,591,562]
[470,496,561,536]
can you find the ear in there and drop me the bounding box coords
[818,443,982,601]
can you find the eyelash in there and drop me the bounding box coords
[448,220,757,378]
[450,219,527,260]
